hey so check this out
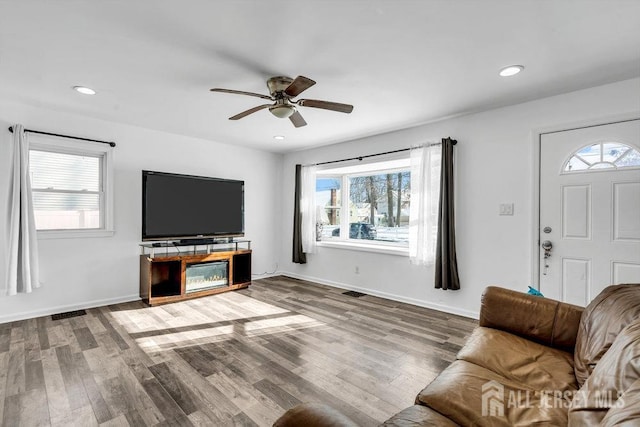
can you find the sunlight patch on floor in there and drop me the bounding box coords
[242,314,325,337]
[110,292,291,334]
[136,324,236,352]
[114,292,328,353]
[134,314,325,352]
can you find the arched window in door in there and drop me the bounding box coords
[563,142,640,172]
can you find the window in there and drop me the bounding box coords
[316,176,342,239]
[316,158,411,248]
[29,137,114,237]
[563,142,640,172]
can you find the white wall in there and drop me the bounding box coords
[280,78,640,318]
[0,100,282,323]
[1,78,638,323]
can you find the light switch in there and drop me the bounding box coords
[499,203,514,216]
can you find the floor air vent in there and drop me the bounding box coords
[51,309,87,321]
[342,290,367,298]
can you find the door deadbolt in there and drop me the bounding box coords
[543,226,552,234]
[541,240,553,275]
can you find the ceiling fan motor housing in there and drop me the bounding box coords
[267,76,294,97]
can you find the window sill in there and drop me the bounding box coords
[37,229,115,239]
[316,240,409,256]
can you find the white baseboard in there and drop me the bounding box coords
[280,271,479,320]
[0,294,141,324]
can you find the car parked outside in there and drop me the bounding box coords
[331,222,377,240]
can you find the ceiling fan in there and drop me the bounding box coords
[210,76,353,128]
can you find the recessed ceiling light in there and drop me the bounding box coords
[273,135,285,140]
[499,65,524,77]
[73,86,96,95]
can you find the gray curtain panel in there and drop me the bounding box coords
[435,137,460,290]
[292,164,307,264]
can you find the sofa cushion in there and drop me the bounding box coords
[416,360,570,426]
[381,405,460,426]
[457,327,578,393]
[480,286,583,352]
[574,284,640,386]
[568,320,640,425]
[600,378,640,426]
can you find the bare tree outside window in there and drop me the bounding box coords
[316,168,410,245]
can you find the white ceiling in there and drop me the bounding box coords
[1,1,639,153]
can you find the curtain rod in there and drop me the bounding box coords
[313,137,456,166]
[8,126,116,147]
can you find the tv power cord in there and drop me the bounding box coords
[252,263,279,277]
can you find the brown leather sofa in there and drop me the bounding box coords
[273,284,640,426]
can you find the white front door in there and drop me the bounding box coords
[539,119,640,305]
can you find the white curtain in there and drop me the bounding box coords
[6,124,41,295]
[409,144,441,265]
[300,164,317,254]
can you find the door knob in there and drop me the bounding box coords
[541,240,553,251]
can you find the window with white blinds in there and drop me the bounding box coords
[28,136,114,237]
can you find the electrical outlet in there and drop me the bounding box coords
[499,203,514,216]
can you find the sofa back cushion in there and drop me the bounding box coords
[574,284,640,386]
[480,286,583,352]
[569,320,640,425]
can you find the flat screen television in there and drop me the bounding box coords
[142,170,244,241]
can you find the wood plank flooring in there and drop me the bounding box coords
[0,276,477,427]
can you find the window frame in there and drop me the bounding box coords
[29,136,114,239]
[561,141,640,174]
[317,174,342,239]
[315,156,411,255]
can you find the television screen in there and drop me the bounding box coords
[142,170,244,241]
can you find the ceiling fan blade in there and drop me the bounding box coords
[229,104,272,120]
[210,88,273,100]
[289,110,307,128]
[297,99,354,113]
[285,76,316,97]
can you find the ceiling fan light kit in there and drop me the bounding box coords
[210,75,353,128]
[269,103,296,119]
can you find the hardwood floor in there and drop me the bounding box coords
[0,276,477,427]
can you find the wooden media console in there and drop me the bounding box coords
[139,240,251,306]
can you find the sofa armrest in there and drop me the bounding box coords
[479,286,584,352]
[273,403,359,427]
